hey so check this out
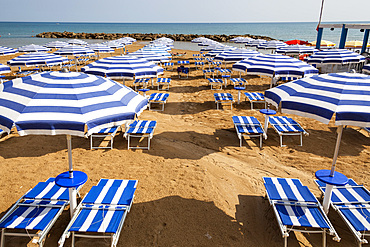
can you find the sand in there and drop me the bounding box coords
[0,43,369,247]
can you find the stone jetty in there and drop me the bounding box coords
[36,31,276,42]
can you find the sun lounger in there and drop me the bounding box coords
[148,93,169,111]
[208,78,223,90]
[195,61,204,70]
[89,126,120,150]
[263,177,340,247]
[268,116,308,147]
[244,92,266,110]
[124,120,157,150]
[315,179,370,246]
[156,78,171,90]
[230,78,247,87]
[162,62,174,70]
[203,69,214,79]
[58,179,138,247]
[232,116,265,147]
[133,78,150,91]
[0,178,83,247]
[214,93,234,110]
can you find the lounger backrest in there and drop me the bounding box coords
[264,183,318,203]
[338,205,370,232]
[126,120,157,134]
[232,116,260,125]
[149,93,169,101]
[244,92,264,101]
[263,177,303,187]
[83,179,138,206]
[214,93,233,101]
[24,181,70,201]
[321,186,370,204]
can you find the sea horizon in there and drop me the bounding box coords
[0,21,368,50]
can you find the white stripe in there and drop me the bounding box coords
[78,209,99,232]
[34,182,55,199]
[7,207,35,229]
[97,210,115,232]
[302,206,321,228]
[284,205,301,226]
[111,180,129,205]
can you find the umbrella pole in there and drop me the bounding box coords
[66,134,77,217]
[322,125,344,214]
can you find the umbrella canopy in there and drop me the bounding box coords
[87,44,114,53]
[232,54,318,78]
[245,39,267,48]
[285,40,310,45]
[45,41,69,49]
[54,45,95,56]
[129,50,170,63]
[0,71,148,136]
[191,37,211,43]
[309,40,336,47]
[0,63,11,74]
[276,45,318,55]
[363,64,370,74]
[102,41,125,49]
[67,39,88,46]
[0,46,18,56]
[205,46,237,57]
[81,55,163,79]
[154,37,174,43]
[18,44,50,53]
[345,40,370,49]
[198,40,220,47]
[264,72,370,213]
[200,44,224,52]
[115,38,133,45]
[231,37,254,44]
[141,45,171,55]
[257,40,288,50]
[214,48,260,63]
[305,49,365,65]
[7,52,68,67]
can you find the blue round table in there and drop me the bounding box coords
[315,169,348,214]
[260,109,276,134]
[138,88,150,97]
[234,86,245,104]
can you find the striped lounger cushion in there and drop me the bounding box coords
[232,116,264,135]
[149,93,169,102]
[125,120,157,136]
[269,116,305,133]
[244,92,264,101]
[230,78,246,84]
[214,93,233,102]
[339,205,370,232]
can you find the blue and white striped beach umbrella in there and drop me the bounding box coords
[45,41,69,49]
[129,50,170,63]
[265,72,370,213]
[142,44,171,53]
[257,40,288,50]
[198,40,220,47]
[67,39,88,46]
[18,44,50,53]
[87,44,114,53]
[7,52,68,67]
[0,46,18,56]
[231,37,254,44]
[102,41,125,49]
[245,39,267,48]
[276,45,318,55]
[0,70,148,213]
[200,44,224,52]
[232,54,318,78]
[191,37,211,43]
[153,37,174,43]
[214,48,260,63]
[54,45,95,56]
[205,46,237,57]
[363,64,370,74]
[0,63,11,74]
[305,49,365,65]
[81,55,162,79]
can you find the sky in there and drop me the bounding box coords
[0,0,369,23]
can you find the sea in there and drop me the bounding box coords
[0,22,368,51]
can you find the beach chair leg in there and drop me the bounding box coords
[284,236,288,247]
[128,135,131,150]
[71,232,75,247]
[1,229,5,247]
[280,135,283,147]
[148,137,151,150]
[240,137,242,147]
[260,135,262,148]
[322,229,326,247]
[299,134,303,146]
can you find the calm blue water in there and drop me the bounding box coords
[0,22,367,50]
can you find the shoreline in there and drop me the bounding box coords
[36,31,277,42]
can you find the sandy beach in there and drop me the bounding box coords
[0,43,369,247]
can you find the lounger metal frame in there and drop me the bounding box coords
[90,126,120,150]
[214,93,234,110]
[315,179,370,246]
[58,179,137,247]
[268,116,308,147]
[232,116,265,148]
[264,177,340,247]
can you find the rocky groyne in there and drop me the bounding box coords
[36,31,276,42]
